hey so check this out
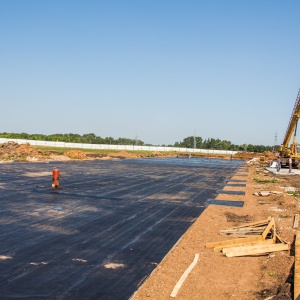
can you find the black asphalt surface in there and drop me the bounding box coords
[0,158,244,299]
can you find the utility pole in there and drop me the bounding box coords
[193,129,196,149]
[273,131,277,152]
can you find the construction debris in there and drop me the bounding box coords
[219,225,267,237]
[246,157,260,164]
[253,191,283,197]
[206,217,290,257]
[224,243,290,258]
[285,186,298,193]
[254,191,271,197]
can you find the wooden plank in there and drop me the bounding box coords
[220,226,267,233]
[219,227,266,236]
[219,233,264,238]
[273,220,277,243]
[294,232,300,300]
[206,235,263,249]
[276,234,288,245]
[221,239,275,254]
[170,254,199,298]
[294,214,299,229]
[213,238,274,252]
[262,218,275,240]
[228,218,271,229]
[225,243,290,257]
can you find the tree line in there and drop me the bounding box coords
[0,132,272,152]
[174,136,272,153]
[0,132,145,146]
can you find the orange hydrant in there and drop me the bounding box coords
[52,167,60,188]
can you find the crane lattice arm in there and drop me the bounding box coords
[282,89,300,150]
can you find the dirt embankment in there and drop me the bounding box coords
[0,142,48,161]
[0,142,92,162]
[0,141,266,162]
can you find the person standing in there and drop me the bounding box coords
[277,157,281,172]
[289,157,292,173]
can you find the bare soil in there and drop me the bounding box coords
[0,141,47,161]
[132,162,299,300]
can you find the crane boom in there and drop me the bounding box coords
[282,88,300,148]
[274,88,300,168]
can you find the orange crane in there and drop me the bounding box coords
[274,89,300,167]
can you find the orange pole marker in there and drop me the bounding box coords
[52,167,60,188]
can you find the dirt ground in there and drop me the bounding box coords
[132,161,298,300]
[1,142,297,299]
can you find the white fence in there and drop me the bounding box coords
[0,138,237,155]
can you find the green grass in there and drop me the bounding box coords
[34,146,178,158]
[253,177,278,184]
[287,191,300,197]
[33,146,226,158]
[0,144,234,161]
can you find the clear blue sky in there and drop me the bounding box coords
[1,1,300,146]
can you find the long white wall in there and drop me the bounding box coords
[0,138,237,155]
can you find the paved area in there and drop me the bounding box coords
[0,158,244,299]
[266,166,300,175]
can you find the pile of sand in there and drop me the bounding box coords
[233,151,261,160]
[0,142,46,161]
[64,150,88,159]
[263,151,277,159]
[107,150,139,159]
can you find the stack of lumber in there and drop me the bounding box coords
[219,218,270,237]
[206,217,290,257]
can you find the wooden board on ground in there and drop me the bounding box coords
[206,235,263,249]
[214,239,275,252]
[262,218,275,241]
[228,218,271,229]
[225,243,290,257]
[219,226,266,236]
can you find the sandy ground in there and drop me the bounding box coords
[131,162,298,300]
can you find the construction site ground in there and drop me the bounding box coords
[133,163,299,300]
[0,142,299,299]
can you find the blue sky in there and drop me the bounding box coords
[1,1,300,146]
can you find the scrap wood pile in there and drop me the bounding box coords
[253,190,282,197]
[206,217,290,257]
